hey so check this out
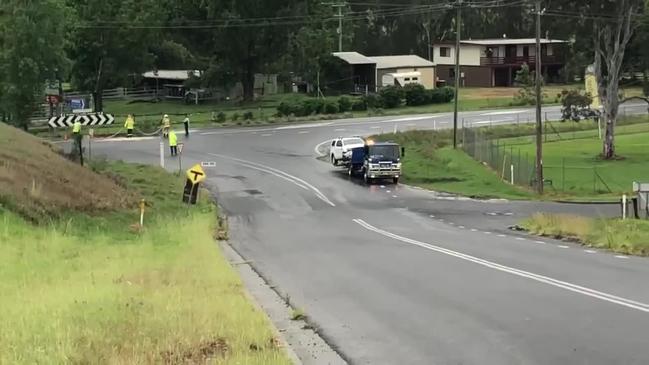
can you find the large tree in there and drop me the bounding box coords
[68,0,163,111]
[0,0,71,129]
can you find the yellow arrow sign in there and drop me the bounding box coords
[186,164,206,184]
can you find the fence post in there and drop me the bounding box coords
[511,164,515,184]
[593,166,597,193]
[562,158,566,192]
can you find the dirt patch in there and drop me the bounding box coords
[161,338,229,364]
[0,123,131,221]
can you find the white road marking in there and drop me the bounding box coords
[535,241,546,244]
[334,128,346,132]
[370,126,381,129]
[516,237,526,241]
[275,122,333,130]
[208,153,336,207]
[497,234,507,238]
[558,245,570,249]
[392,195,398,198]
[389,116,433,122]
[380,185,386,189]
[386,190,391,193]
[449,222,455,225]
[353,219,649,314]
[484,231,492,235]
[481,110,528,116]
[314,139,333,157]
[298,131,310,134]
[261,133,273,137]
[429,215,435,218]
[585,250,597,254]
[458,226,465,229]
[470,228,478,232]
[615,255,629,259]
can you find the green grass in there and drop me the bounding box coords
[499,121,649,198]
[0,161,291,364]
[375,131,533,199]
[522,213,649,256]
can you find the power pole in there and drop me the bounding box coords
[534,0,543,194]
[323,2,347,52]
[453,0,462,149]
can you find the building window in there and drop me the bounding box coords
[412,77,419,81]
[404,78,411,81]
[440,47,450,57]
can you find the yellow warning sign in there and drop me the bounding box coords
[186,164,206,184]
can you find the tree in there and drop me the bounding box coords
[68,0,164,112]
[559,89,599,122]
[592,0,644,159]
[0,0,71,129]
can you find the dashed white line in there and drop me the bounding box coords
[516,237,526,241]
[261,133,273,137]
[458,226,465,229]
[392,195,398,198]
[615,255,629,259]
[352,219,649,314]
[429,215,435,218]
[297,131,309,134]
[449,222,455,225]
[558,245,570,249]
[470,228,478,232]
[484,231,492,235]
[497,234,507,238]
[334,128,346,132]
[370,126,381,129]
[535,241,546,244]
[585,250,597,254]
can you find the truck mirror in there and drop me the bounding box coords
[401,147,406,157]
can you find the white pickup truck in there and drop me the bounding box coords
[330,137,365,166]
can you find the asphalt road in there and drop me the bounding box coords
[92,103,649,365]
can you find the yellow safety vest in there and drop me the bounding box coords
[169,131,178,146]
[124,117,134,129]
[72,121,81,134]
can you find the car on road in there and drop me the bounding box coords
[330,137,365,166]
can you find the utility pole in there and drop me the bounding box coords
[534,0,543,194]
[453,0,462,149]
[323,2,347,52]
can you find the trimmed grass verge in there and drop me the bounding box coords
[0,160,291,364]
[521,213,649,256]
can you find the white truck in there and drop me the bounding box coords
[329,137,365,166]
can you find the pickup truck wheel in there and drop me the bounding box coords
[392,177,399,184]
[331,155,338,166]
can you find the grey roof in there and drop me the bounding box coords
[369,55,434,69]
[460,38,567,46]
[332,52,377,65]
[142,70,201,80]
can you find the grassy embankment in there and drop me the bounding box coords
[374,115,649,201]
[0,123,291,364]
[522,213,649,256]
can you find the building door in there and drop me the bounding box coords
[494,68,508,87]
[523,46,529,59]
[505,45,517,60]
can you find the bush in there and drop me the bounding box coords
[427,87,455,104]
[231,112,240,121]
[302,98,325,115]
[362,94,383,109]
[338,96,352,112]
[243,111,254,120]
[352,99,367,111]
[323,101,339,114]
[215,112,226,123]
[277,102,292,117]
[379,85,404,108]
[403,84,428,106]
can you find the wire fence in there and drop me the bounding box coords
[461,126,642,195]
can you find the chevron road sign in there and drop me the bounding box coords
[47,113,115,128]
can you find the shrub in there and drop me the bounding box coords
[323,101,339,114]
[277,102,292,117]
[243,111,254,120]
[379,85,404,108]
[338,96,352,112]
[427,87,455,104]
[302,98,325,115]
[362,94,383,109]
[231,112,240,121]
[352,99,367,111]
[215,112,226,123]
[403,84,428,106]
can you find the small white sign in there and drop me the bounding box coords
[201,161,216,168]
[178,143,184,154]
[73,108,93,114]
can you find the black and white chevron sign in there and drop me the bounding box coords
[47,113,115,128]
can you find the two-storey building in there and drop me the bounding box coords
[432,38,566,87]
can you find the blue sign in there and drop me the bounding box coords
[69,98,85,110]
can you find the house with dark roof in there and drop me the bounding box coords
[432,38,567,87]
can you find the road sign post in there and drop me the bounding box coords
[177,143,184,173]
[182,164,206,205]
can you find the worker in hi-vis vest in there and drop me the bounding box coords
[72,120,82,135]
[161,114,171,138]
[124,114,135,137]
[169,129,178,156]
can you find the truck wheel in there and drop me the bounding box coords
[331,155,338,166]
[393,177,399,184]
[348,166,353,177]
[364,171,372,185]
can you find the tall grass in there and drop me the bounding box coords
[522,213,649,256]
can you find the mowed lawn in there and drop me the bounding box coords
[511,130,649,196]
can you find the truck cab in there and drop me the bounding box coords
[348,141,403,184]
